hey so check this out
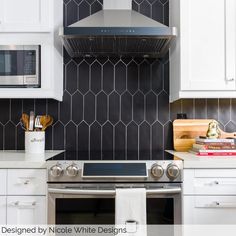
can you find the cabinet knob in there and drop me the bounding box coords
[24,180,30,185]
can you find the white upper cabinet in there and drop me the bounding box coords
[0,0,63,101]
[0,0,51,32]
[170,0,236,102]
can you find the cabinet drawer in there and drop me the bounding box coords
[7,169,46,195]
[184,196,236,224]
[184,169,236,195]
[194,178,236,195]
[7,196,46,224]
[0,170,7,195]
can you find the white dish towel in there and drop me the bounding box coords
[115,188,147,236]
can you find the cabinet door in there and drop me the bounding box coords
[7,196,46,224]
[0,196,6,225]
[0,0,51,32]
[181,0,236,91]
[184,196,236,224]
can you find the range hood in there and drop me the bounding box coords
[60,0,177,58]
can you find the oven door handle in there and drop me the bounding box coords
[48,187,181,195]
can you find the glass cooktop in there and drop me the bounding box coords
[46,151,176,161]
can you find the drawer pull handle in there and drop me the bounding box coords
[226,78,235,82]
[11,201,37,209]
[205,181,236,186]
[17,177,35,185]
[202,202,236,208]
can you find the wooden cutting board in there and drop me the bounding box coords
[173,119,236,151]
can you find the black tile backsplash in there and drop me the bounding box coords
[0,0,236,159]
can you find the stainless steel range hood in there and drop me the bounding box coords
[60,0,177,58]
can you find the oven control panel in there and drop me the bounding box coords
[47,161,183,183]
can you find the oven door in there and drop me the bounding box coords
[48,183,182,225]
[0,45,40,87]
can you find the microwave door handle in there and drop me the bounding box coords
[48,187,181,196]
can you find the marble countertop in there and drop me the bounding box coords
[0,150,64,168]
[167,150,236,169]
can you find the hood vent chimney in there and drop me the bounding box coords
[60,0,177,58]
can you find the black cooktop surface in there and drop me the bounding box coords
[47,151,176,161]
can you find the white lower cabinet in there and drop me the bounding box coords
[183,169,236,224]
[184,196,236,224]
[0,196,6,224]
[7,196,46,225]
[0,169,46,225]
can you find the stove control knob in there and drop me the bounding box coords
[151,164,164,179]
[66,165,79,177]
[50,165,63,177]
[166,164,180,180]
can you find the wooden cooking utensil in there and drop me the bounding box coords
[40,115,53,131]
[173,119,236,151]
[43,118,53,131]
[21,113,29,131]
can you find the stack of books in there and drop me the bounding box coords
[189,137,236,156]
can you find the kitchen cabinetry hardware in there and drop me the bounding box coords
[10,201,36,208]
[204,181,236,186]
[17,176,35,185]
[202,202,236,208]
[226,78,235,82]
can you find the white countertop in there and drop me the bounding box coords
[0,150,64,168]
[167,150,236,169]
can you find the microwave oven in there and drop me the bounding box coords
[0,45,40,87]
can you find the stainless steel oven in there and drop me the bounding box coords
[48,183,182,225]
[47,160,183,225]
[0,45,40,87]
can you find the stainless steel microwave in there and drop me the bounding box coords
[0,45,40,87]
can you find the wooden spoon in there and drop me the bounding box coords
[40,115,53,131]
[21,113,29,131]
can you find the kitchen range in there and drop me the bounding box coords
[47,152,182,226]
